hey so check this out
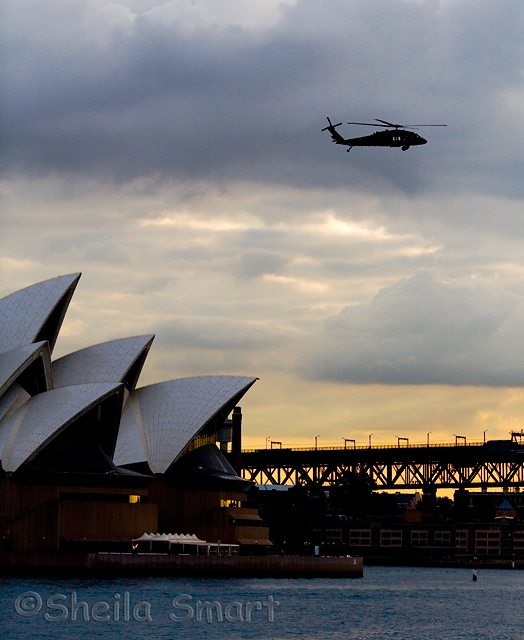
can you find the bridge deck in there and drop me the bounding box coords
[239,440,524,490]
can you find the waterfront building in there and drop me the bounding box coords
[249,482,524,562]
[0,274,270,556]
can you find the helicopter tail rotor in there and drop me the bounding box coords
[321,117,343,131]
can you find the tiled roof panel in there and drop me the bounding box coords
[0,342,51,396]
[136,376,256,474]
[0,274,80,353]
[113,394,148,467]
[0,385,31,460]
[0,384,30,428]
[1,382,122,473]
[53,335,154,388]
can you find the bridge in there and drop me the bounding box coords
[239,439,524,490]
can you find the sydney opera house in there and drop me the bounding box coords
[0,273,270,556]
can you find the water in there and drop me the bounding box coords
[1,566,523,639]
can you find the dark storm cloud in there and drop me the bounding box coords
[154,315,287,351]
[232,249,289,279]
[3,0,524,196]
[302,269,524,386]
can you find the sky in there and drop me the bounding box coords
[3,0,524,450]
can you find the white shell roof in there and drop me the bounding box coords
[0,382,122,473]
[0,342,52,397]
[0,273,80,353]
[113,376,257,474]
[52,335,154,389]
[0,384,30,425]
[112,391,147,467]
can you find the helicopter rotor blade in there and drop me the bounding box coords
[348,122,390,127]
[375,119,401,127]
[402,124,447,127]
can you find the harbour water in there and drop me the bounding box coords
[2,565,524,639]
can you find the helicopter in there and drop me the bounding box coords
[322,117,446,151]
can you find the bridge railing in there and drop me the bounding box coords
[242,440,485,453]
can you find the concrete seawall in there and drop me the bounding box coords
[0,552,363,578]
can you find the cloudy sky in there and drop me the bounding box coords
[3,0,524,448]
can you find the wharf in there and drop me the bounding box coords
[0,552,363,578]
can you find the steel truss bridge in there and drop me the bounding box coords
[240,441,524,490]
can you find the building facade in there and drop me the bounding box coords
[0,274,269,555]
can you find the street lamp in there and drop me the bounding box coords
[483,430,488,443]
[427,432,431,447]
[315,435,320,450]
[266,437,271,449]
[368,433,373,448]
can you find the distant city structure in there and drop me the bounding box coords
[249,483,524,565]
[0,273,270,558]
